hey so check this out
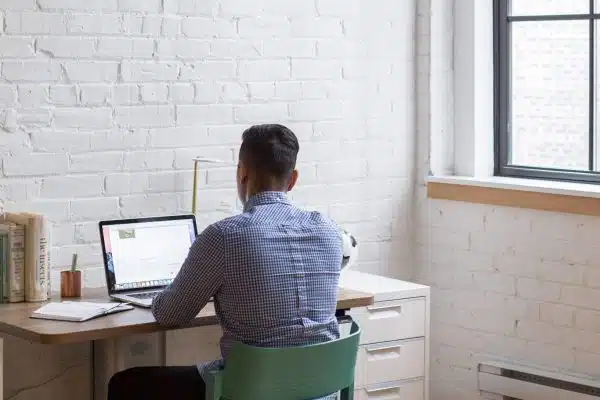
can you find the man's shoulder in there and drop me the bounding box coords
[209,213,252,233]
[302,209,341,233]
[207,206,340,235]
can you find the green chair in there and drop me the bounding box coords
[205,321,361,400]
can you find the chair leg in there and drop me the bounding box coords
[340,382,354,400]
[205,370,223,400]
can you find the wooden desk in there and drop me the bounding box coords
[0,287,374,399]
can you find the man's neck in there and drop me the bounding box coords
[246,187,286,199]
[243,190,289,212]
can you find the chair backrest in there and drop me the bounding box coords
[221,321,361,400]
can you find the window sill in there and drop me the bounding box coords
[427,176,600,216]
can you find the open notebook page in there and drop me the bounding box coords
[31,301,132,322]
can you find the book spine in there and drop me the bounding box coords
[7,223,25,303]
[46,225,52,299]
[24,214,49,302]
[0,233,7,303]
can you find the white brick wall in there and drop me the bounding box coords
[417,198,600,398]
[0,1,416,288]
[417,1,600,398]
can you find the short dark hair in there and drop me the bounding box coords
[239,124,299,184]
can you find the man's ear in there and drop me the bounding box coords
[238,163,249,183]
[286,169,298,192]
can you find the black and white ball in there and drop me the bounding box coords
[341,229,358,269]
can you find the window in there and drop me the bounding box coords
[494,0,600,183]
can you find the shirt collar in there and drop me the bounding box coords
[243,191,290,212]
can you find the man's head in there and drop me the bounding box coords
[237,124,299,204]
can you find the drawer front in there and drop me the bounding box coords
[349,298,426,344]
[355,339,425,388]
[354,380,424,400]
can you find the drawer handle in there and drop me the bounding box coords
[365,344,403,353]
[367,303,403,312]
[365,384,402,394]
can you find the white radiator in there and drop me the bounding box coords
[478,361,600,400]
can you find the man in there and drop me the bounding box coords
[107,124,343,400]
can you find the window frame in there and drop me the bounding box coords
[493,0,600,184]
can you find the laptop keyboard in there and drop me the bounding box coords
[130,291,160,300]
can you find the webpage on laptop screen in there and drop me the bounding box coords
[103,219,196,291]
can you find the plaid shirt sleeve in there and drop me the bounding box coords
[151,223,224,327]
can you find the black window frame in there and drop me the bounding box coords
[494,0,600,184]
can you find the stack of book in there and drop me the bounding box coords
[0,212,51,303]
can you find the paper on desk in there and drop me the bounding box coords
[31,301,132,322]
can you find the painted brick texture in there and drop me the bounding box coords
[416,1,600,398]
[0,1,416,288]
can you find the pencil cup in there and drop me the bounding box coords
[60,270,82,298]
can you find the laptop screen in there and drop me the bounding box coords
[100,217,197,292]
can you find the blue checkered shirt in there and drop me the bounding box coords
[152,191,342,397]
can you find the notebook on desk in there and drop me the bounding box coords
[31,301,134,322]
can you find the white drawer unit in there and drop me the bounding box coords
[339,270,430,400]
[354,379,425,400]
[350,298,426,345]
[355,338,425,388]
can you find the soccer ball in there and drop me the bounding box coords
[341,229,358,270]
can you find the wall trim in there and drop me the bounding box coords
[428,181,600,216]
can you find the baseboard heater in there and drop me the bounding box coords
[478,361,600,399]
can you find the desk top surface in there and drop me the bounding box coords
[0,287,374,344]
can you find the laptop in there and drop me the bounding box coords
[99,215,198,308]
